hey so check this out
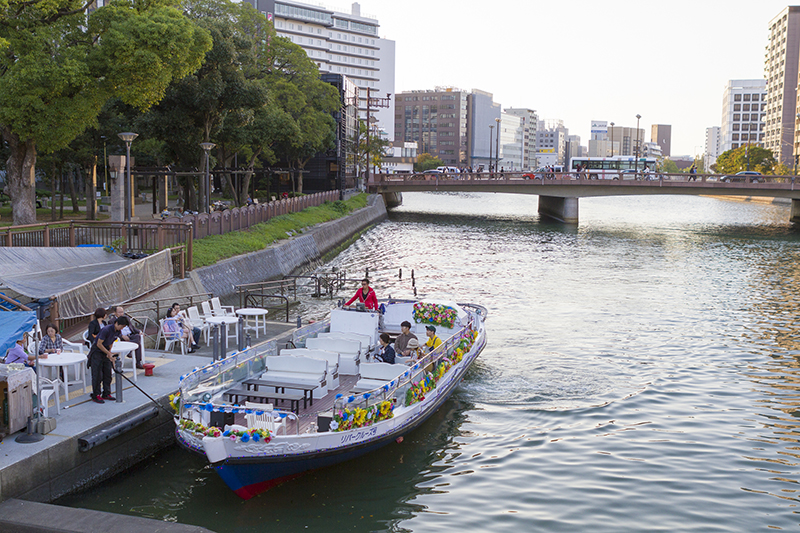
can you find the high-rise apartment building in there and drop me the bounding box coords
[588,120,611,157]
[765,6,800,166]
[650,125,672,157]
[394,88,469,166]
[497,112,523,170]
[705,126,721,172]
[504,108,539,170]
[720,79,766,153]
[248,1,396,140]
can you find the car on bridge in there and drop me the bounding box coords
[720,171,764,183]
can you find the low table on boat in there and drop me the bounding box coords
[223,386,304,414]
[243,378,317,409]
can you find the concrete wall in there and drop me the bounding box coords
[194,195,387,299]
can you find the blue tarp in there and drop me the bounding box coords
[0,311,37,358]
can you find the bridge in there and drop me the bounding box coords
[368,172,800,223]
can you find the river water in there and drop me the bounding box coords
[60,192,800,532]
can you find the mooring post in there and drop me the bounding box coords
[212,325,220,361]
[220,323,228,358]
[237,315,245,351]
[115,357,123,402]
[246,333,251,348]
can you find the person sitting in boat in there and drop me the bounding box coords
[405,338,422,362]
[376,333,396,364]
[424,325,442,353]
[345,278,378,310]
[394,320,418,356]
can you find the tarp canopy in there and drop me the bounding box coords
[0,248,173,320]
[0,311,37,357]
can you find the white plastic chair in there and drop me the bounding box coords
[201,301,214,321]
[186,307,210,344]
[38,376,61,417]
[210,297,235,317]
[159,318,188,355]
[244,402,284,435]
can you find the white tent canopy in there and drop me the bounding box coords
[0,247,173,319]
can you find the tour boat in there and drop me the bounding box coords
[174,299,487,499]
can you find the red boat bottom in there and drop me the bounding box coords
[234,472,306,499]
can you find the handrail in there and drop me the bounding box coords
[245,293,290,323]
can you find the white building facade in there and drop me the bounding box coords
[504,108,539,170]
[765,7,800,166]
[705,126,722,171]
[721,79,766,154]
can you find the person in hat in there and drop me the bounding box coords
[376,333,396,364]
[405,337,422,362]
[5,332,39,368]
[345,278,379,310]
[394,320,418,356]
[424,325,442,353]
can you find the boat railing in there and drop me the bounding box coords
[332,313,479,413]
[292,320,330,347]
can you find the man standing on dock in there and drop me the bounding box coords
[88,317,128,404]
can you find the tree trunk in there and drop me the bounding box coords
[69,166,80,214]
[2,127,38,226]
[59,165,64,219]
[50,160,57,222]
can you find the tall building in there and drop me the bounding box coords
[705,126,721,171]
[536,120,568,166]
[765,6,800,166]
[606,126,645,156]
[394,87,469,166]
[588,119,611,157]
[721,79,766,154]
[504,108,539,170]
[467,90,501,169]
[253,1,396,140]
[650,125,672,157]
[498,112,523,170]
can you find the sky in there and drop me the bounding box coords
[321,0,794,157]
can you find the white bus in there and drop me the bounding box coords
[569,156,659,179]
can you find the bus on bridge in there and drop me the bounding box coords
[570,156,658,180]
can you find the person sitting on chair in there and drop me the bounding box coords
[165,305,199,353]
[86,308,107,348]
[5,333,39,368]
[424,325,442,353]
[108,306,144,369]
[39,324,63,355]
[345,278,378,310]
[376,333,396,364]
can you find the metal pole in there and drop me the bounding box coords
[365,88,371,190]
[125,141,131,221]
[237,315,245,351]
[115,357,123,402]
[205,150,210,213]
[489,125,493,173]
[495,118,500,173]
[609,122,614,157]
[212,325,220,361]
[635,114,641,172]
[221,323,228,358]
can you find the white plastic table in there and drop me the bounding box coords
[235,308,268,338]
[38,351,87,398]
[206,316,239,344]
[111,341,141,382]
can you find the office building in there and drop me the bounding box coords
[497,112,523,170]
[536,120,568,166]
[504,108,539,170]
[721,79,766,153]
[765,6,800,166]
[250,1,396,140]
[650,125,672,157]
[705,126,721,171]
[467,90,502,170]
[607,125,645,157]
[395,87,469,166]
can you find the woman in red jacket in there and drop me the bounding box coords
[346,278,378,310]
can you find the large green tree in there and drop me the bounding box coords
[0,0,211,225]
[715,145,776,175]
[414,152,444,172]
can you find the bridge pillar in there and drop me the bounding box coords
[538,195,579,224]
[381,191,403,208]
[792,199,800,223]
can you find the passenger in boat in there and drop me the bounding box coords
[405,338,422,362]
[86,307,107,349]
[377,333,396,364]
[424,325,442,353]
[345,278,378,310]
[394,320,418,356]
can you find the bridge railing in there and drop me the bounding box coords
[374,171,799,185]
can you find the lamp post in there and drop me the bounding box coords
[117,132,138,221]
[489,125,494,173]
[609,122,615,157]
[634,114,641,172]
[101,136,107,192]
[200,142,215,213]
[495,117,501,173]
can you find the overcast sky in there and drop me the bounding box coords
[325,0,794,156]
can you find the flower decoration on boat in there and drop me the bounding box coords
[413,302,457,329]
[222,427,272,444]
[332,400,394,432]
[405,371,436,406]
[169,392,181,413]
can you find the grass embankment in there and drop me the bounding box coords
[192,194,368,268]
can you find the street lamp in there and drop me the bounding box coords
[495,117,501,173]
[489,125,494,172]
[117,132,138,221]
[200,142,215,213]
[634,115,641,172]
[609,122,615,157]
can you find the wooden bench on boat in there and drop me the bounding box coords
[351,362,407,394]
[243,377,317,409]
[263,355,328,399]
[222,388,304,414]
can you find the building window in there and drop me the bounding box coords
[752,94,760,101]
[734,94,742,101]
[734,104,741,111]
[744,94,751,101]
[733,114,740,121]
[743,104,750,111]
[733,143,739,149]
[733,124,739,131]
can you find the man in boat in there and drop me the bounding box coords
[345,278,378,310]
[424,325,442,353]
[394,320,418,356]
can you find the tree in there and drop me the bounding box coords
[351,120,390,177]
[661,159,680,174]
[715,146,776,175]
[0,0,211,225]
[414,153,444,172]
